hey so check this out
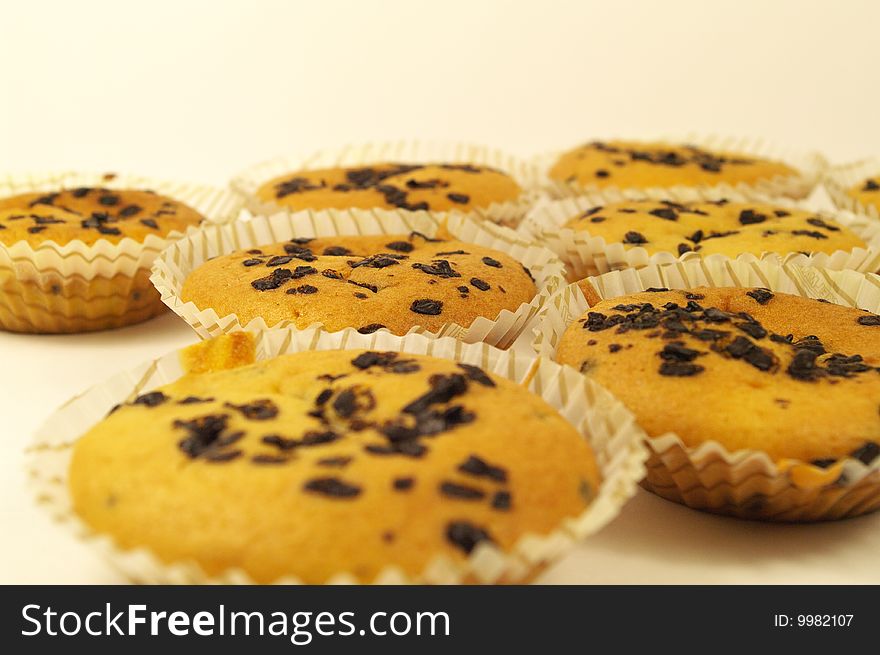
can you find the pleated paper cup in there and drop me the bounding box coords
[27,328,648,584]
[533,134,826,202]
[150,207,566,349]
[0,171,243,333]
[825,158,880,219]
[229,141,542,228]
[521,188,880,281]
[527,260,880,522]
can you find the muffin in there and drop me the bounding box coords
[255,163,522,214]
[68,339,601,584]
[557,286,880,464]
[549,140,798,193]
[563,199,863,258]
[180,231,538,335]
[0,186,205,333]
[846,176,880,214]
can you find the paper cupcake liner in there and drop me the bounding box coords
[27,328,649,584]
[532,134,826,203]
[525,259,880,521]
[521,188,880,281]
[150,207,566,349]
[229,140,543,228]
[824,158,880,219]
[0,171,243,333]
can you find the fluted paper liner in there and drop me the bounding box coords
[150,208,566,349]
[824,158,880,219]
[229,140,542,228]
[522,188,880,280]
[0,171,243,332]
[27,328,648,584]
[533,134,826,203]
[527,259,880,521]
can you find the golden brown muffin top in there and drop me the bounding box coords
[0,187,205,246]
[557,287,880,465]
[846,176,880,211]
[69,342,599,583]
[562,199,864,258]
[255,163,522,213]
[181,232,538,335]
[549,140,796,189]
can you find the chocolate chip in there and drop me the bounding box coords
[119,205,142,217]
[491,491,511,510]
[98,194,120,206]
[133,391,167,407]
[735,321,767,339]
[71,187,90,198]
[850,442,880,465]
[791,229,828,240]
[178,396,214,404]
[393,477,415,491]
[386,240,414,253]
[347,280,378,293]
[481,257,502,268]
[595,169,610,178]
[458,454,506,482]
[436,250,468,256]
[446,193,470,204]
[242,258,262,267]
[303,477,361,498]
[649,207,678,221]
[251,268,294,290]
[470,278,490,291]
[863,179,880,192]
[446,521,493,554]
[266,255,294,267]
[806,217,840,232]
[286,284,318,294]
[439,481,485,500]
[283,243,317,261]
[746,289,774,305]
[321,269,343,280]
[357,324,387,334]
[323,246,352,256]
[175,414,243,460]
[738,209,766,225]
[457,363,496,387]
[659,361,704,376]
[413,260,460,278]
[410,299,443,315]
[139,218,159,229]
[224,399,278,420]
[660,342,701,362]
[623,231,647,244]
[787,349,822,381]
[857,315,880,326]
[403,374,468,414]
[350,254,402,269]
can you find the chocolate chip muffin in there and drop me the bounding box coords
[180,232,537,335]
[0,187,204,246]
[846,176,880,214]
[0,187,205,333]
[556,287,880,467]
[549,141,797,192]
[69,340,600,583]
[255,163,522,213]
[563,199,864,258]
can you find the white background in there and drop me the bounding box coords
[1,0,879,584]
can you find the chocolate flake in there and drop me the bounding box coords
[446,521,493,554]
[458,454,507,482]
[303,477,361,498]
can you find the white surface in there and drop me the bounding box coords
[1,0,879,584]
